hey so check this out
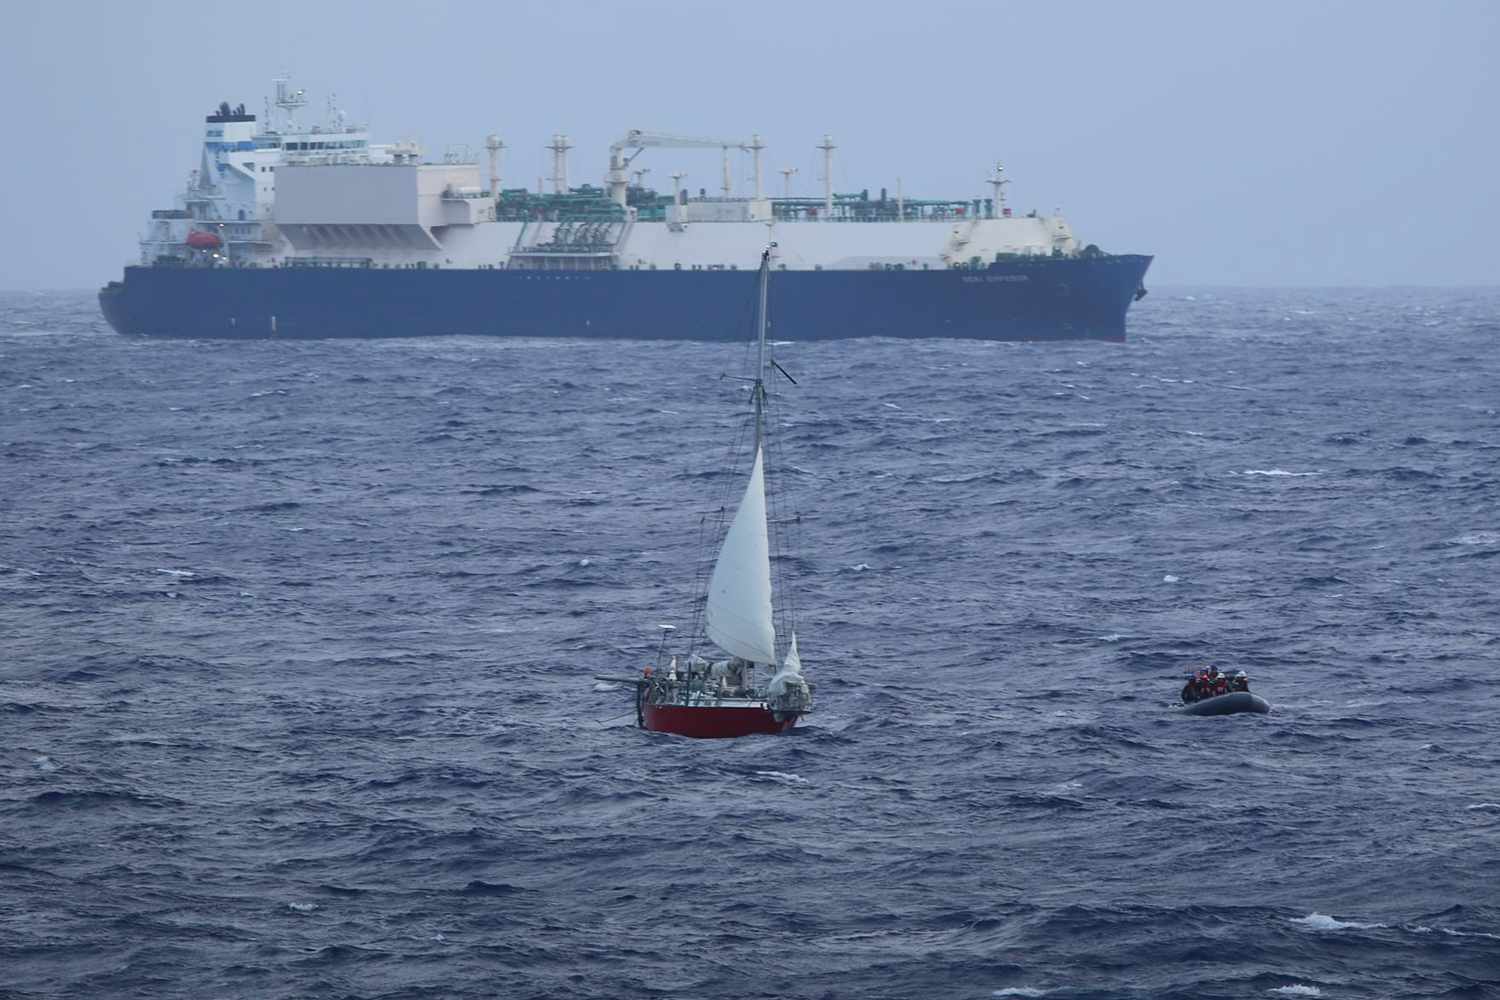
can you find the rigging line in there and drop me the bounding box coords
[689,261,777,660]
[690,398,755,653]
[762,340,798,656]
[685,511,712,659]
[760,362,800,655]
[683,377,754,657]
[762,407,798,650]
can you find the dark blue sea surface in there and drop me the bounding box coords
[3,288,1499,999]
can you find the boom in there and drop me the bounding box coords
[607,129,765,205]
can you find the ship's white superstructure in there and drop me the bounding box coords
[143,79,1091,275]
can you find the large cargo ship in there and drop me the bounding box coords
[99,80,1151,341]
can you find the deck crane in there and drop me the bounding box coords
[607,130,765,207]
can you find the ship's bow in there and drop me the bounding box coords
[98,280,129,335]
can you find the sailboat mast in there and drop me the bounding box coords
[753,244,773,455]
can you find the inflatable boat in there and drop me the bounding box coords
[1179,691,1271,716]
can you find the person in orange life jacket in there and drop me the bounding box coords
[1198,667,1217,699]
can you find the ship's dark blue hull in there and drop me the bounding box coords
[99,254,1151,341]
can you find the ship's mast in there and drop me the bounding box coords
[753,243,773,456]
[817,135,836,218]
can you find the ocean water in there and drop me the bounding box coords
[2,287,1499,999]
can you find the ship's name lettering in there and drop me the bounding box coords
[961,274,1030,283]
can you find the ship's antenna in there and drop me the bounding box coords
[749,134,765,200]
[486,134,505,209]
[989,162,1011,218]
[779,166,797,199]
[671,171,686,208]
[548,134,572,194]
[816,135,836,218]
[274,77,307,132]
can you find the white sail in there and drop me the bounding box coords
[782,632,802,675]
[705,446,777,664]
[767,632,803,697]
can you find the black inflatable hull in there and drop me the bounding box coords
[1179,692,1270,716]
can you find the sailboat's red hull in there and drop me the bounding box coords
[642,702,799,739]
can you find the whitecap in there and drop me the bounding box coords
[578,558,591,567]
[883,402,902,409]
[1440,927,1500,940]
[992,990,1046,998]
[1270,985,1321,996]
[156,568,195,578]
[755,770,808,785]
[1162,574,1179,583]
[1466,802,1500,811]
[1406,923,1499,940]
[1453,531,1500,546]
[850,563,870,571]
[592,681,620,692]
[288,902,317,913]
[1290,912,1384,931]
[1098,634,1123,642]
[1241,469,1319,477]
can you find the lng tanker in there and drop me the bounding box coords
[99,79,1152,341]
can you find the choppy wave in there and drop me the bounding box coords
[3,287,1499,998]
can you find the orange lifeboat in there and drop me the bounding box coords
[185,230,222,250]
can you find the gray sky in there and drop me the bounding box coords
[4,0,1496,289]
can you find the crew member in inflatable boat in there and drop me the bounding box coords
[1182,666,1252,703]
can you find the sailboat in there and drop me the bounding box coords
[598,243,813,738]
